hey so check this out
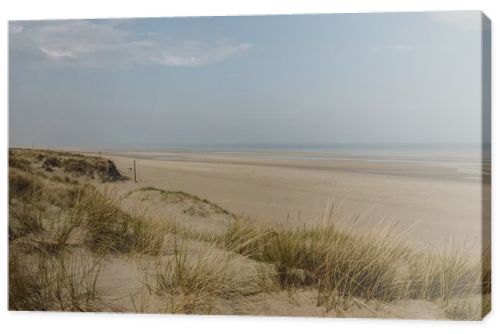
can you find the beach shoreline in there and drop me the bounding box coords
[89,149,486,255]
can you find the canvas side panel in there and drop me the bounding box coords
[481,12,492,319]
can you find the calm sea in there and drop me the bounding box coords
[100,143,488,182]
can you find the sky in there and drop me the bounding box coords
[9,11,486,149]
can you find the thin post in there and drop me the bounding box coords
[133,159,137,183]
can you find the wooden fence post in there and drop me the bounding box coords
[134,159,137,183]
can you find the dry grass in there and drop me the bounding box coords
[443,296,483,320]
[9,150,32,172]
[8,151,167,312]
[9,170,46,240]
[220,219,482,313]
[144,238,251,314]
[9,169,43,201]
[61,156,126,182]
[8,148,487,318]
[405,244,480,301]
[10,148,125,182]
[481,247,491,318]
[9,202,44,241]
[79,188,166,255]
[9,252,102,311]
[132,186,234,217]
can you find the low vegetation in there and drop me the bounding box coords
[129,186,234,217]
[8,148,489,319]
[144,239,250,314]
[10,148,126,181]
[219,220,483,313]
[9,251,102,311]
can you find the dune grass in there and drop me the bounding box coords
[9,202,44,241]
[143,232,267,315]
[145,240,230,314]
[79,187,167,255]
[9,151,168,311]
[9,251,102,311]
[219,219,482,313]
[8,149,488,318]
[130,186,234,217]
[9,170,46,241]
[9,169,43,201]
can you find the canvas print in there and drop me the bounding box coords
[8,11,491,320]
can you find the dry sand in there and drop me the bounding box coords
[10,148,487,318]
[94,150,485,255]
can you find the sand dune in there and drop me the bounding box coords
[9,148,488,319]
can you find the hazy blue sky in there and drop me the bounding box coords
[9,12,484,149]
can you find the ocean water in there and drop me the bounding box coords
[208,143,486,181]
[128,142,483,155]
[104,143,488,182]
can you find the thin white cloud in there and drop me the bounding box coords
[39,47,78,60]
[9,20,252,68]
[155,42,253,67]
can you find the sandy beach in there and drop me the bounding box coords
[8,148,489,318]
[97,149,485,254]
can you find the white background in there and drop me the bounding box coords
[0,0,498,333]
